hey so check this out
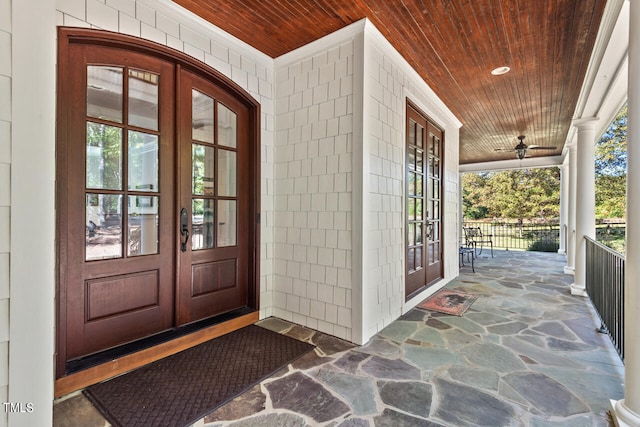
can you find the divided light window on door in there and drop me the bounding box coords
[56,29,259,377]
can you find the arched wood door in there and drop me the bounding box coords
[405,103,444,300]
[56,29,259,375]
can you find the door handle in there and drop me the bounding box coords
[180,208,189,252]
[425,221,434,240]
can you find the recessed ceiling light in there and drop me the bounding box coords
[491,66,511,76]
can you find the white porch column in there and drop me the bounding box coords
[569,117,598,297]
[611,0,640,425]
[558,162,568,255]
[564,141,577,274]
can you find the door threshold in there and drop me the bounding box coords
[54,310,259,398]
[65,307,256,375]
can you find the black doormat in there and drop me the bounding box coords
[84,325,315,427]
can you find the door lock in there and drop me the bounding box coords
[180,208,189,252]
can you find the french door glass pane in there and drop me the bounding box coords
[416,149,424,171]
[128,69,159,131]
[408,223,415,246]
[217,149,236,197]
[192,144,215,196]
[408,198,415,221]
[408,148,416,171]
[217,200,236,247]
[408,172,415,196]
[415,247,423,269]
[192,89,214,143]
[408,248,415,271]
[127,195,158,256]
[86,122,122,190]
[192,198,214,250]
[86,193,122,261]
[128,131,158,191]
[408,120,416,145]
[218,103,237,148]
[87,66,123,123]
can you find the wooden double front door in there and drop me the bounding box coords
[56,29,259,373]
[405,103,444,299]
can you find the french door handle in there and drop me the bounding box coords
[425,221,434,240]
[180,208,189,252]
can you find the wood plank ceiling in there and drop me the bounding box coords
[173,0,606,165]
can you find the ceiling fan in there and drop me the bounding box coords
[495,135,557,160]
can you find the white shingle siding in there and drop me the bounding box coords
[274,38,355,341]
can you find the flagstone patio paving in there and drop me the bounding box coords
[54,250,624,426]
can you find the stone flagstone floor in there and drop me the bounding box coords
[54,250,625,426]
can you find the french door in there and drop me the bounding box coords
[405,103,444,299]
[177,70,249,324]
[57,29,258,374]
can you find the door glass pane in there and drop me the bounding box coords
[408,248,415,271]
[217,200,236,247]
[86,193,122,261]
[432,221,439,241]
[128,195,158,256]
[408,223,415,246]
[415,247,423,269]
[416,149,423,172]
[408,172,415,196]
[192,89,214,143]
[128,131,158,191]
[128,69,159,131]
[416,199,423,220]
[217,149,236,197]
[408,120,416,145]
[416,223,423,244]
[87,66,123,123]
[432,158,439,177]
[192,199,214,250]
[192,144,215,196]
[408,198,415,221]
[218,103,237,148]
[408,148,416,171]
[86,122,122,190]
[417,124,423,148]
[416,175,423,196]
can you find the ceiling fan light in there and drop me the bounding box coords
[516,147,527,160]
[491,66,511,76]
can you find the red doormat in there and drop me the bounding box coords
[417,289,478,316]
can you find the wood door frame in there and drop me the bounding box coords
[55,28,261,378]
[404,100,445,301]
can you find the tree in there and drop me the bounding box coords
[461,172,490,219]
[462,168,560,220]
[595,104,627,177]
[595,104,627,219]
